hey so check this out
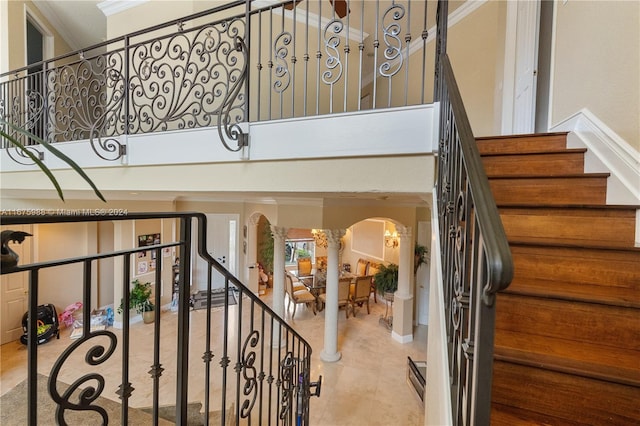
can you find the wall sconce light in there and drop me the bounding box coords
[311,229,328,248]
[384,230,399,248]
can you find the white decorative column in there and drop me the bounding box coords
[270,225,288,319]
[270,225,288,347]
[392,225,414,343]
[320,229,346,362]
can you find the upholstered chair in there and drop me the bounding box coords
[285,272,316,317]
[318,276,352,318]
[350,275,373,316]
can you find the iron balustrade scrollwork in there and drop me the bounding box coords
[217,35,249,152]
[322,19,345,87]
[1,0,435,158]
[279,351,295,423]
[48,52,127,160]
[48,330,118,425]
[0,212,318,425]
[239,329,260,419]
[379,2,405,78]
[274,32,293,94]
[434,48,514,425]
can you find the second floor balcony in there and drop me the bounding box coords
[1,0,439,195]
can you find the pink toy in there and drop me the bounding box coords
[59,302,82,327]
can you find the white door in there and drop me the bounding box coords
[1,225,32,344]
[513,1,541,134]
[192,214,238,291]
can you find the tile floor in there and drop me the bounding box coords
[0,288,427,425]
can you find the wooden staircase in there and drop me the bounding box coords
[477,133,640,425]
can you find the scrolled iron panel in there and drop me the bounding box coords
[321,19,344,86]
[273,32,293,94]
[240,329,260,419]
[279,351,295,422]
[47,52,127,160]
[48,330,118,424]
[379,3,405,78]
[217,35,248,152]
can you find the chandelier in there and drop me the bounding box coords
[311,229,328,248]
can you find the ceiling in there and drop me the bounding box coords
[33,1,106,51]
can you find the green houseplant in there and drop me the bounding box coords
[374,263,399,300]
[118,279,155,323]
[414,243,429,275]
[258,219,274,274]
[0,119,105,202]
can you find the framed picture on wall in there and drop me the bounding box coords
[136,233,161,276]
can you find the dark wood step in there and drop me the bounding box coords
[491,403,583,426]
[477,132,569,155]
[483,150,587,177]
[494,330,640,387]
[495,293,640,351]
[491,361,640,425]
[498,206,637,248]
[507,245,640,308]
[489,174,609,205]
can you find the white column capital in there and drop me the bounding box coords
[396,225,412,240]
[325,229,346,248]
[270,225,288,242]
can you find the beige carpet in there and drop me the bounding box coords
[0,374,171,426]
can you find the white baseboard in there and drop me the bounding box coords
[551,108,640,205]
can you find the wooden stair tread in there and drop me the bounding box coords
[477,133,569,155]
[481,147,587,157]
[508,243,640,302]
[490,175,608,205]
[495,294,640,351]
[495,203,640,210]
[492,361,640,425]
[506,235,636,250]
[494,330,640,387]
[491,403,583,426]
[489,172,610,180]
[505,277,640,308]
[499,205,638,248]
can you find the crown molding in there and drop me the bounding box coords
[98,0,150,17]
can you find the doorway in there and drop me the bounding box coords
[191,214,239,292]
[0,225,32,344]
[504,0,553,134]
[25,17,45,141]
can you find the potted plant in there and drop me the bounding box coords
[374,263,399,301]
[118,279,155,323]
[414,243,429,275]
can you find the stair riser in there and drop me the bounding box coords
[477,134,568,154]
[483,153,585,176]
[510,246,640,290]
[492,361,640,424]
[499,208,637,247]
[495,294,640,351]
[490,177,607,205]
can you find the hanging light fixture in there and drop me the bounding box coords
[311,229,328,248]
[384,230,399,248]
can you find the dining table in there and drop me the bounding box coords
[291,269,358,311]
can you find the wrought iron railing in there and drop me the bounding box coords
[433,0,514,423]
[0,212,320,425]
[0,0,433,160]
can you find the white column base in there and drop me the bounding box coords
[320,350,342,362]
[392,330,414,343]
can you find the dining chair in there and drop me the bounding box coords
[350,275,373,316]
[285,272,316,317]
[297,257,312,276]
[318,276,352,318]
[368,262,381,303]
